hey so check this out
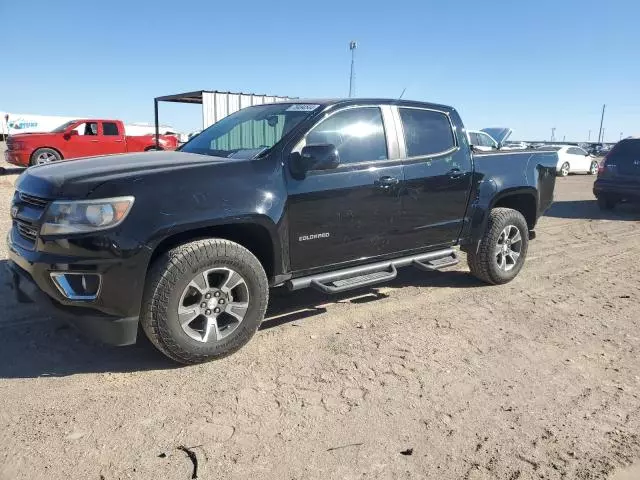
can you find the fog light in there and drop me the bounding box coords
[50,273,101,301]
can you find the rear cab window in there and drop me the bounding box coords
[606,139,640,164]
[606,139,640,174]
[103,122,120,136]
[398,108,456,157]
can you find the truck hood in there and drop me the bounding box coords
[481,128,513,145]
[9,132,58,139]
[15,151,233,198]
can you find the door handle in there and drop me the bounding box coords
[375,176,400,189]
[114,140,123,143]
[447,168,464,179]
[90,140,99,143]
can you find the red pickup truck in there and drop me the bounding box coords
[4,119,179,167]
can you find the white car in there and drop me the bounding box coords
[467,130,499,151]
[541,145,599,176]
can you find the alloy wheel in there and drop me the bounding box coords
[495,225,523,272]
[177,267,249,343]
[36,152,57,165]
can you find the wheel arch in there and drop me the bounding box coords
[30,146,64,163]
[490,188,539,230]
[147,220,281,284]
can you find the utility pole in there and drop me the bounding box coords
[588,130,591,142]
[563,135,566,142]
[348,41,357,98]
[598,104,606,143]
[551,127,556,142]
[620,132,623,141]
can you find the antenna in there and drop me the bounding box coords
[399,87,407,99]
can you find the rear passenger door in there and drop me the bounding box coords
[394,107,472,249]
[286,105,405,272]
[100,121,127,154]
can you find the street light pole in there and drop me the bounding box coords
[349,41,357,98]
[598,104,606,143]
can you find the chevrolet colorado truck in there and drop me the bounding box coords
[7,99,557,364]
[4,119,178,167]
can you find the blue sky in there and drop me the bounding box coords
[1,0,637,141]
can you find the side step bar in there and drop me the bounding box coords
[287,249,458,294]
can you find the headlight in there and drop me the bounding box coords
[41,196,135,235]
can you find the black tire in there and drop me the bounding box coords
[588,161,599,175]
[30,148,61,166]
[467,208,529,285]
[140,239,268,364]
[558,162,570,177]
[597,195,616,211]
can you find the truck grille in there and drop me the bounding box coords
[19,192,49,209]
[14,219,38,242]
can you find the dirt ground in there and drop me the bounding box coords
[0,157,639,480]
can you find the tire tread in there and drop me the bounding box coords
[140,239,268,364]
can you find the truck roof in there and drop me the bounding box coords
[277,98,456,114]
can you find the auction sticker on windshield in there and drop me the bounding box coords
[286,104,320,112]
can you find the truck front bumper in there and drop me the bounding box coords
[6,228,151,346]
[6,260,138,345]
[4,149,30,167]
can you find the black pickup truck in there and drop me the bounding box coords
[7,99,557,363]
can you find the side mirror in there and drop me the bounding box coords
[64,130,78,140]
[298,144,340,173]
[496,142,503,150]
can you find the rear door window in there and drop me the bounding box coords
[398,108,455,157]
[103,122,120,136]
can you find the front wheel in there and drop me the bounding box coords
[140,239,269,364]
[588,161,599,175]
[467,208,529,285]
[30,148,61,166]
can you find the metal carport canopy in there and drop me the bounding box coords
[153,90,295,148]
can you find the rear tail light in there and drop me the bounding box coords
[598,153,613,177]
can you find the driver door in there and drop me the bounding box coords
[64,121,103,158]
[286,105,405,272]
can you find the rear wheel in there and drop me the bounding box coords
[467,208,529,285]
[558,162,570,177]
[597,195,616,210]
[30,148,61,166]
[140,239,269,364]
[589,161,598,175]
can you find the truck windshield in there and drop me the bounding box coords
[51,120,79,133]
[180,103,319,159]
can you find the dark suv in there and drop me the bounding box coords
[594,138,640,210]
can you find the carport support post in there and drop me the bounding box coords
[154,98,160,150]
